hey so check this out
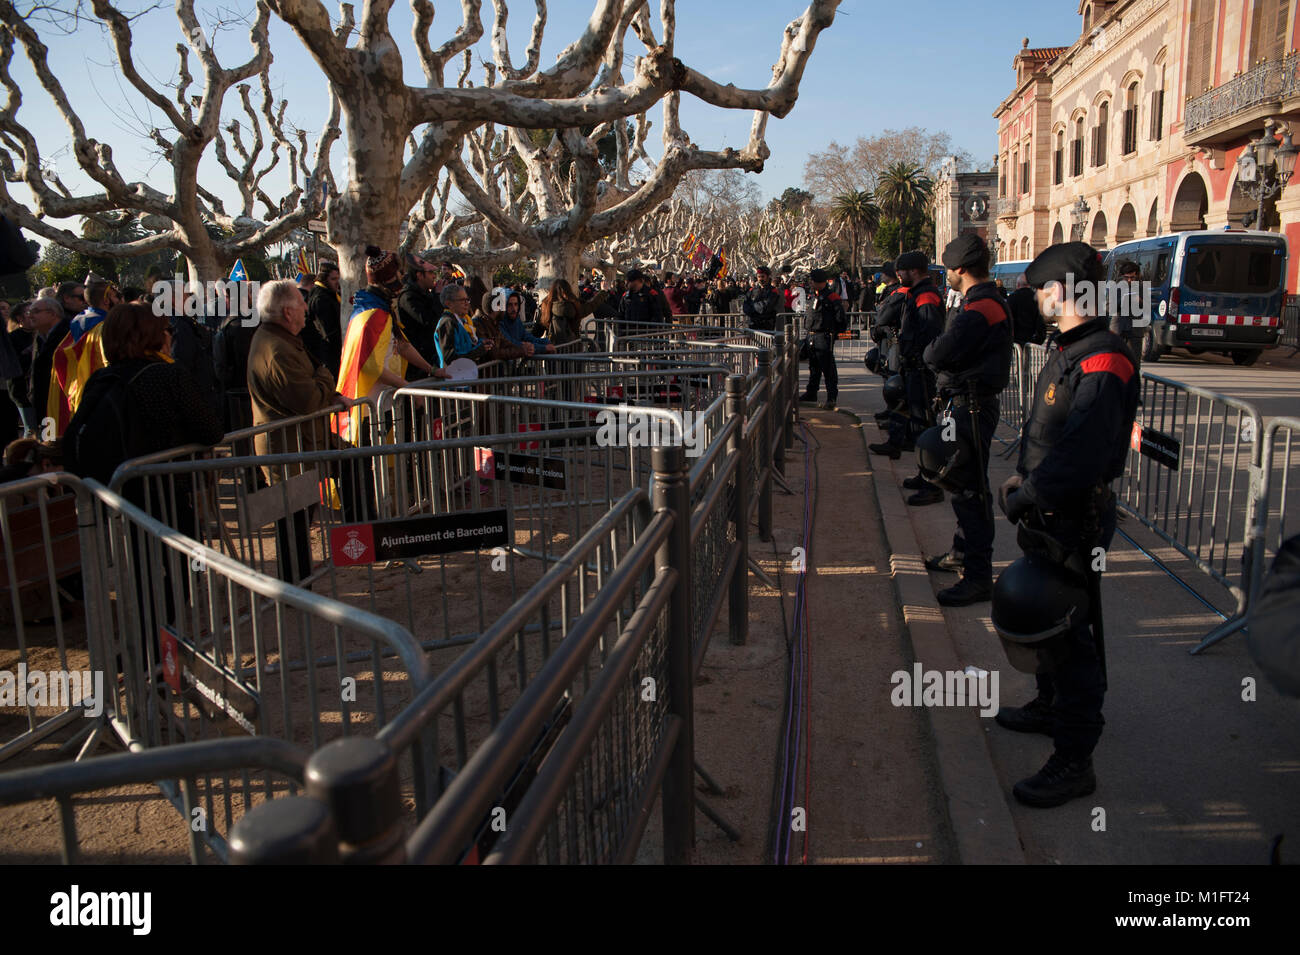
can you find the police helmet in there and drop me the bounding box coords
[863,346,883,374]
[991,553,1091,674]
[915,424,977,493]
[881,375,905,410]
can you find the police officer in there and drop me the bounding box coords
[869,253,945,482]
[921,234,1013,606]
[798,268,846,411]
[743,265,783,331]
[869,264,907,427]
[617,269,667,337]
[993,241,1140,807]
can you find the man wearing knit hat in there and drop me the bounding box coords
[336,245,444,444]
[798,267,846,410]
[920,233,1013,606]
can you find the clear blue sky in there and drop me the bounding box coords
[12,1,1088,217]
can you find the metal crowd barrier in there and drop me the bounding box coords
[2,332,799,863]
[0,476,103,764]
[1279,295,1298,352]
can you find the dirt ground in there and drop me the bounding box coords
[2,407,958,865]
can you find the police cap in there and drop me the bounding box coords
[1024,241,1104,289]
[809,268,830,282]
[756,265,771,276]
[626,268,646,283]
[941,233,988,270]
[896,251,928,271]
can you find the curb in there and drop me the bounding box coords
[856,419,1026,865]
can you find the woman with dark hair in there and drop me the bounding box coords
[540,278,606,346]
[65,303,224,502]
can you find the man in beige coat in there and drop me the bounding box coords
[248,279,370,581]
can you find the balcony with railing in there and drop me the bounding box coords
[993,195,1021,219]
[1184,52,1300,143]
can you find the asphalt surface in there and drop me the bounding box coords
[829,346,1300,865]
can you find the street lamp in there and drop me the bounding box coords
[1070,196,1091,242]
[1235,118,1298,231]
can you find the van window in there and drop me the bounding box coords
[1154,252,1170,284]
[1183,242,1283,294]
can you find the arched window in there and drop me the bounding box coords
[1072,117,1085,176]
[1122,83,1139,155]
[1093,102,1109,167]
[1054,129,1065,185]
[1149,60,1166,142]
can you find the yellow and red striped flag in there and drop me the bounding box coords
[334,296,405,444]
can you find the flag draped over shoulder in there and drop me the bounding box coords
[46,314,109,435]
[335,289,405,444]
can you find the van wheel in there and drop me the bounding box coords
[1142,327,1164,363]
[1230,350,1260,367]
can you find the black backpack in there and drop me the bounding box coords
[65,363,156,486]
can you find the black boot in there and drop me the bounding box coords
[1013,752,1096,807]
[902,473,929,490]
[907,486,944,506]
[936,575,992,606]
[995,696,1056,735]
[868,441,902,459]
[924,551,964,574]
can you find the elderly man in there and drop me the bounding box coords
[28,296,70,432]
[248,278,368,582]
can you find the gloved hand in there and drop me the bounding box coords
[999,474,1029,522]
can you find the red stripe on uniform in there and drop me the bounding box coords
[914,291,942,308]
[966,297,1008,326]
[1081,352,1134,383]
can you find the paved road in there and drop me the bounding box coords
[1141,346,1300,422]
[833,356,1300,864]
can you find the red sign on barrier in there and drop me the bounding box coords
[432,417,444,440]
[517,422,542,450]
[331,524,376,566]
[160,627,183,694]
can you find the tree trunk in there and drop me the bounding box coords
[535,244,583,291]
[328,86,413,322]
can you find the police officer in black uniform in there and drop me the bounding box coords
[921,234,1013,606]
[870,253,946,481]
[743,265,784,331]
[869,264,907,427]
[798,268,846,411]
[993,242,1140,806]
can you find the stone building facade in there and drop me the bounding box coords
[992,0,1300,290]
[933,157,998,261]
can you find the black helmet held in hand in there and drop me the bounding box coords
[882,374,905,410]
[916,423,977,492]
[864,346,883,374]
[992,553,1091,674]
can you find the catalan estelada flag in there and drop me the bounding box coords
[681,232,696,256]
[718,247,728,280]
[294,248,311,283]
[334,289,406,444]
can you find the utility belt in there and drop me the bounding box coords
[1018,484,1115,575]
[947,390,998,408]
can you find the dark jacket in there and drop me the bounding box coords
[899,278,947,367]
[170,313,221,414]
[395,277,441,367]
[30,316,71,422]
[547,292,607,346]
[618,286,665,328]
[247,321,341,466]
[872,284,907,333]
[923,281,1013,397]
[805,286,846,336]
[304,282,343,376]
[1007,286,1046,345]
[743,283,783,330]
[1016,317,1139,516]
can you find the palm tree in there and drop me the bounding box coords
[875,162,934,255]
[830,190,880,274]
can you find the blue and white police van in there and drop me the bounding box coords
[1103,230,1289,367]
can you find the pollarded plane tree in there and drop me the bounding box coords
[313,0,840,292]
[0,0,341,285]
[726,203,839,277]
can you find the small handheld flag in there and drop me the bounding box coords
[229,259,248,282]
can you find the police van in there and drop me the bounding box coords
[1103,230,1289,367]
[990,259,1032,289]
